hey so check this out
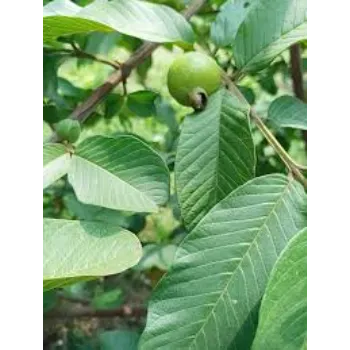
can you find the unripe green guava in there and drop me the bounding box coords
[167,52,222,109]
[55,119,81,143]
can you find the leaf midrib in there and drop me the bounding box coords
[186,178,293,349]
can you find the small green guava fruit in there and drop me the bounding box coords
[167,52,222,109]
[55,119,81,143]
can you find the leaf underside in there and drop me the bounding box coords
[139,174,307,350]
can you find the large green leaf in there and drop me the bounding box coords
[268,95,307,130]
[139,174,306,350]
[43,219,142,291]
[43,0,194,45]
[68,135,169,213]
[43,143,71,189]
[210,0,258,47]
[233,0,307,74]
[252,228,307,350]
[175,89,255,231]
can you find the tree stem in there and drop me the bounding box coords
[290,44,306,101]
[45,305,146,319]
[290,44,307,144]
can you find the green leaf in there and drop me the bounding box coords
[43,143,71,189]
[43,0,194,45]
[81,32,120,56]
[64,193,133,226]
[268,96,307,130]
[139,174,307,350]
[92,289,123,309]
[127,90,159,118]
[210,0,258,47]
[137,56,153,82]
[175,89,256,231]
[237,86,256,105]
[43,219,142,291]
[68,135,169,213]
[104,93,125,119]
[136,244,177,271]
[58,77,88,98]
[252,228,307,350]
[258,74,278,95]
[99,330,140,350]
[233,0,307,74]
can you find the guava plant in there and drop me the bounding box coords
[43,0,307,349]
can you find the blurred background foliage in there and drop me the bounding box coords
[43,0,306,348]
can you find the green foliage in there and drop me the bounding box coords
[43,0,307,347]
[211,0,258,47]
[127,90,159,117]
[252,228,307,349]
[43,135,170,212]
[43,0,194,45]
[233,0,307,74]
[139,175,306,349]
[175,89,255,230]
[269,95,307,130]
[43,219,142,291]
[69,135,170,212]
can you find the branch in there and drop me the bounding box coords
[222,74,307,189]
[290,44,306,102]
[71,42,121,69]
[45,305,146,319]
[49,0,208,143]
[290,43,307,144]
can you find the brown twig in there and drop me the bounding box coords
[44,46,120,70]
[290,44,306,101]
[71,42,121,69]
[48,0,207,143]
[290,44,307,144]
[222,73,307,189]
[45,305,146,319]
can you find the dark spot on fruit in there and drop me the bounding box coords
[244,2,250,8]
